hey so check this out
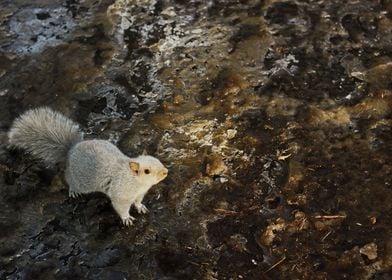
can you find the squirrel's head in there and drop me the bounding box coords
[128,155,168,186]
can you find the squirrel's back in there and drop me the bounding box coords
[65,140,130,193]
[8,107,83,165]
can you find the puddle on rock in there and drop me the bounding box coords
[0,0,392,279]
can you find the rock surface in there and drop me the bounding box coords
[0,0,391,279]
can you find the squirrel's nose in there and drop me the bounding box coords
[161,168,168,177]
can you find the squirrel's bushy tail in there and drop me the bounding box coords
[8,107,83,165]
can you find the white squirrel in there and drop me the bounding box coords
[8,107,168,226]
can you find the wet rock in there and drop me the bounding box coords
[4,7,76,55]
[90,247,123,268]
[1,0,392,279]
[92,270,129,280]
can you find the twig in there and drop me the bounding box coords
[214,208,238,215]
[299,217,307,230]
[314,215,346,219]
[188,261,208,266]
[278,153,291,160]
[264,256,286,274]
[321,230,332,241]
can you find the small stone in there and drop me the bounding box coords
[161,8,176,17]
[314,221,326,231]
[226,129,237,139]
[287,194,307,206]
[219,177,228,183]
[205,155,227,176]
[260,218,287,246]
[173,94,184,105]
[360,243,378,260]
[191,28,203,34]
[228,234,248,252]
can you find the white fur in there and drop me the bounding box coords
[8,107,82,165]
[8,107,168,225]
[65,140,168,224]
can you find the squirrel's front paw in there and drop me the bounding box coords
[135,203,148,214]
[122,216,136,226]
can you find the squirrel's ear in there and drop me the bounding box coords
[142,149,148,155]
[129,161,140,175]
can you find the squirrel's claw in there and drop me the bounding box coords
[135,203,149,214]
[69,191,81,198]
[122,216,135,226]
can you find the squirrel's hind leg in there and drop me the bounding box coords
[65,170,84,198]
[67,180,83,198]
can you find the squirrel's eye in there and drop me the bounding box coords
[144,169,150,174]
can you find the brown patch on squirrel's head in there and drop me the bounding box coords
[129,161,140,175]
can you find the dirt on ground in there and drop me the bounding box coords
[0,0,391,279]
